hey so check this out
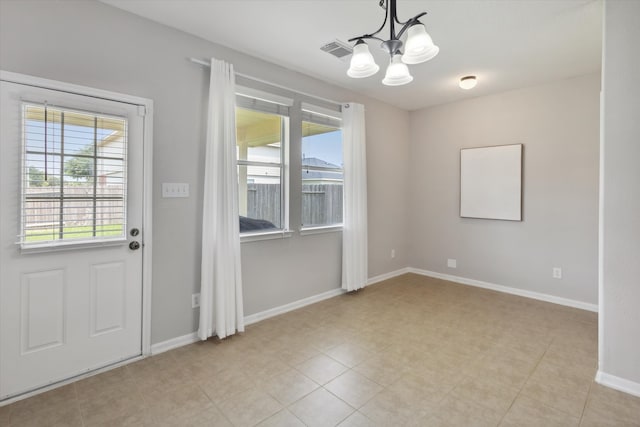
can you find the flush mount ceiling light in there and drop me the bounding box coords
[346,0,439,86]
[459,75,477,90]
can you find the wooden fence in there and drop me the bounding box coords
[247,183,343,227]
[24,186,124,229]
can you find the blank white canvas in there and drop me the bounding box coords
[460,144,522,221]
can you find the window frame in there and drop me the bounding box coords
[235,91,291,236]
[19,102,129,250]
[300,104,344,231]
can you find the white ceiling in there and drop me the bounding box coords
[100,0,602,111]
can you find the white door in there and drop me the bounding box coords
[0,79,146,400]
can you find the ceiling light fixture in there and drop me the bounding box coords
[347,0,439,86]
[459,75,477,90]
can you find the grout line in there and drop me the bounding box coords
[496,339,552,425]
[579,379,594,425]
[71,382,86,427]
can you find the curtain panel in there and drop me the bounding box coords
[341,103,368,292]
[199,58,245,340]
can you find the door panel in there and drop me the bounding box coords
[21,269,66,353]
[0,80,145,400]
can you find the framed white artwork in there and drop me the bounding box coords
[460,144,522,221]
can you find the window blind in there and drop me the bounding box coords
[236,94,290,116]
[21,103,128,245]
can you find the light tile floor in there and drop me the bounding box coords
[2,274,640,426]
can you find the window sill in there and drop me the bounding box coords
[240,230,293,243]
[299,225,343,236]
[18,237,129,254]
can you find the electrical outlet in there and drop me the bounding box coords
[192,293,200,308]
[552,268,562,279]
[391,249,396,259]
[447,258,457,268]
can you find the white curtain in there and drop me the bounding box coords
[199,58,245,340]
[341,103,368,292]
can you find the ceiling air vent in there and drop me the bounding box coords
[321,39,353,62]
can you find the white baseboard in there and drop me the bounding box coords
[151,332,199,355]
[150,266,598,357]
[409,268,598,312]
[244,287,346,326]
[596,370,640,398]
[367,267,411,286]
[150,270,411,356]
[151,288,347,355]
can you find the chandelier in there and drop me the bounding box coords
[347,0,439,86]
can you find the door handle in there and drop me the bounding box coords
[129,241,141,250]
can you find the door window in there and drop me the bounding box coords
[21,103,128,247]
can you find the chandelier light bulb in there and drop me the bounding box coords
[347,41,380,78]
[382,55,413,86]
[459,75,477,90]
[401,23,440,64]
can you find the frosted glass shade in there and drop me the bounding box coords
[347,42,379,78]
[382,55,413,86]
[459,75,477,89]
[401,24,439,64]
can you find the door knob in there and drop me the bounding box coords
[129,241,141,250]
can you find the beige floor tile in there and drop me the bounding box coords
[581,384,640,426]
[295,353,349,385]
[154,405,232,427]
[359,387,433,425]
[337,411,378,426]
[256,409,305,427]
[467,352,537,389]
[10,404,84,427]
[0,275,621,427]
[352,354,406,387]
[428,394,503,427]
[9,384,78,416]
[324,342,373,368]
[259,368,319,405]
[216,387,282,427]
[0,405,11,426]
[500,395,580,426]
[325,370,383,408]
[520,362,591,418]
[143,383,212,422]
[289,388,354,427]
[450,375,519,415]
[197,366,255,404]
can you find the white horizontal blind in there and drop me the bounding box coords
[301,110,341,128]
[20,103,128,245]
[236,94,290,116]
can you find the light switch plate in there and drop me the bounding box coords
[162,183,189,198]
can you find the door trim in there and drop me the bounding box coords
[0,71,154,362]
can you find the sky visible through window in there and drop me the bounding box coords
[302,130,342,167]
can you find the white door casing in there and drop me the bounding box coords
[0,72,153,401]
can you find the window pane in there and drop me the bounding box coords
[236,107,283,163]
[302,182,343,227]
[302,123,342,168]
[236,105,285,234]
[301,121,343,227]
[238,165,281,232]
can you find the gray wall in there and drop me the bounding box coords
[600,0,640,386]
[0,0,410,344]
[407,74,600,305]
